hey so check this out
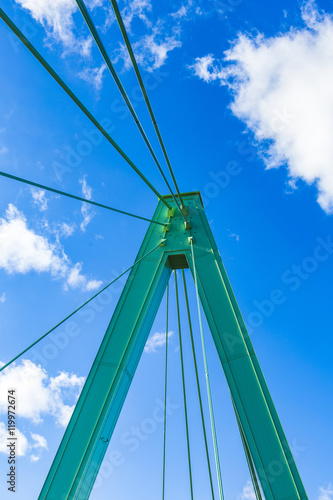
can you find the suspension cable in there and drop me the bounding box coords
[109,0,186,210]
[75,0,187,224]
[174,270,194,500]
[0,242,163,373]
[0,170,167,227]
[182,269,216,500]
[0,8,171,210]
[190,240,224,500]
[232,399,263,500]
[162,283,169,500]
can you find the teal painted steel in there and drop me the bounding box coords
[40,192,307,499]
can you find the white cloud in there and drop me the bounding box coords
[121,0,153,30]
[85,278,103,291]
[113,2,188,72]
[144,331,174,353]
[0,204,101,291]
[0,292,5,304]
[0,422,48,461]
[31,188,48,211]
[0,145,8,154]
[171,5,188,20]
[190,1,333,213]
[239,481,256,500]
[228,230,240,242]
[31,432,48,450]
[0,204,67,276]
[319,484,333,500]
[13,0,92,55]
[60,222,76,238]
[133,28,182,71]
[190,54,220,83]
[80,175,92,200]
[79,176,95,232]
[170,1,194,20]
[67,263,102,292]
[0,360,85,427]
[78,63,107,91]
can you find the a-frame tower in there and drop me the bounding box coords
[39,192,308,500]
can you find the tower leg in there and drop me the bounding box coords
[39,192,307,500]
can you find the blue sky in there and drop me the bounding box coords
[0,0,332,498]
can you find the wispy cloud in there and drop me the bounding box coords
[31,188,48,211]
[171,5,188,20]
[144,331,174,353]
[190,1,333,214]
[13,0,92,55]
[121,0,153,31]
[78,63,107,91]
[133,26,182,71]
[239,481,256,500]
[0,144,8,155]
[319,484,333,500]
[228,229,240,241]
[79,176,95,232]
[115,0,204,72]
[0,292,6,304]
[31,432,48,450]
[59,222,76,238]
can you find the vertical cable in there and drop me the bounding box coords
[162,283,169,500]
[75,0,188,223]
[182,269,216,500]
[175,271,194,500]
[190,241,224,500]
[109,0,186,209]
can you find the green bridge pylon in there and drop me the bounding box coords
[39,192,307,500]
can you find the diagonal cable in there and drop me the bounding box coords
[109,0,186,210]
[174,270,194,500]
[75,0,187,223]
[0,242,163,374]
[0,170,167,227]
[190,240,225,500]
[0,8,171,210]
[182,269,216,500]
